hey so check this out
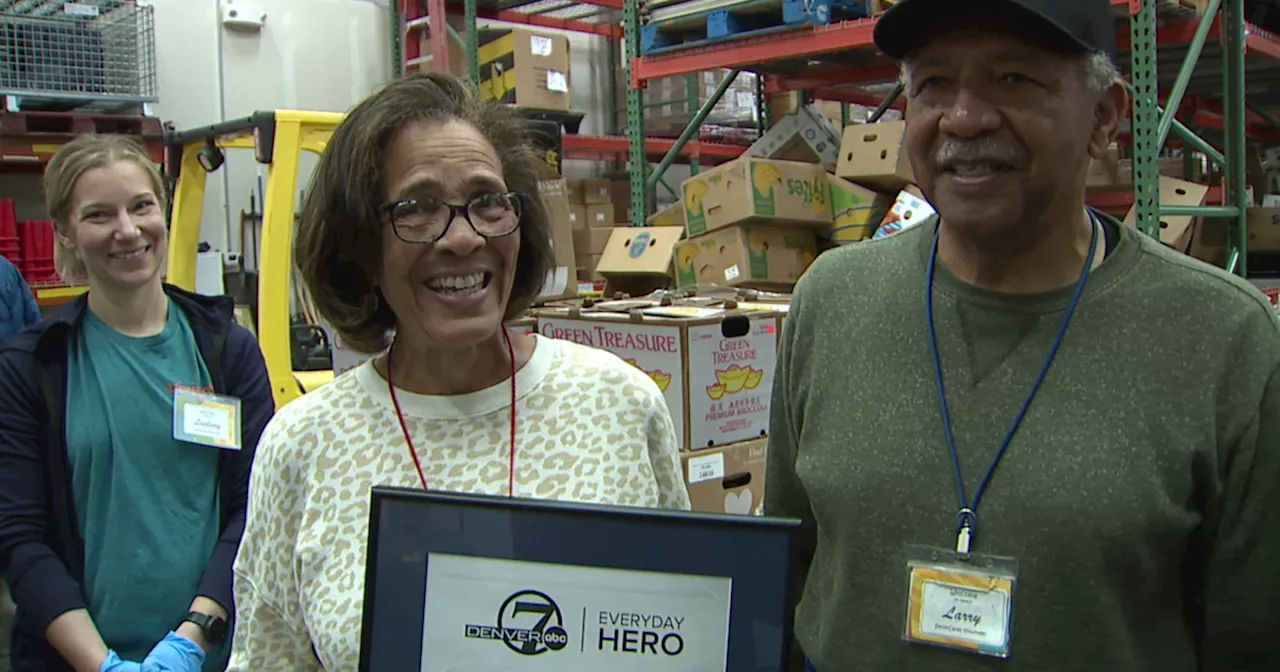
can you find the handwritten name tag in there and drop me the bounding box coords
[173,389,242,450]
[904,548,1016,658]
[919,579,1008,645]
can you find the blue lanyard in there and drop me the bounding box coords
[925,212,1100,556]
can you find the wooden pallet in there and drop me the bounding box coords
[641,0,872,55]
[0,110,163,137]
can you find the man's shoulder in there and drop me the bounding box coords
[1128,229,1276,320]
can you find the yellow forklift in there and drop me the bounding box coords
[163,110,342,409]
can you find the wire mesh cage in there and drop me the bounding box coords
[0,0,157,111]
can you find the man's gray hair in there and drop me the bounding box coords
[898,51,1122,96]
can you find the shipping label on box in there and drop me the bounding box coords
[683,437,768,516]
[682,158,832,236]
[538,316,686,441]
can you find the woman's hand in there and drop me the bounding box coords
[140,632,205,672]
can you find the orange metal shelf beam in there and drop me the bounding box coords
[562,134,745,163]
[474,7,618,37]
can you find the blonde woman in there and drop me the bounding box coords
[0,135,275,672]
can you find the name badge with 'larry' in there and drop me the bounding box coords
[903,545,1017,658]
[173,389,242,450]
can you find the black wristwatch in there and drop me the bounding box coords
[183,611,229,646]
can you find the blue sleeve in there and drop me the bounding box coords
[195,324,275,613]
[19,277,38,328]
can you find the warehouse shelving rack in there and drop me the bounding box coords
[394,0,751,211]
[623,0,1280,277]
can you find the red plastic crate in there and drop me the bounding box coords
[0,199,15,238]
[21,260,58,284]
[0,199,16,266]
[0,242,18,265]
[18,219,53,265]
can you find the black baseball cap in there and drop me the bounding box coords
[873,0,1117,59]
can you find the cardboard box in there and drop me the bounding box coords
[535,178,577,301]
[737,300,790,346]
[641,70,759,136]
[610,178,632,223]
[578,250,601,272]
[683,437,768,516]
[568,204,588,230]
[828,175,893,243]
[413,36,467,76]
[1195,207,1280,257]
[674,225,817,290]
[577,178,613,204]
[577,265,606,284]
[477,28,571,110]
[682,158,833,237]
[647,201,684,227]
[1122,176,1209,251]
[595,226,685,296]
[1086,146,1123,187]
[835,121,915,192]
[873,188,935,240]
[584,203,614,228]
[537,302,780,451]
[767,93,844,128]
[572,226,617,256]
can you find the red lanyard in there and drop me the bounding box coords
[386,329,518,497]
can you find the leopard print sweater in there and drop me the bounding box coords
[226,335,689,671]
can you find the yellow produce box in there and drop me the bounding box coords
[681,157,832,236]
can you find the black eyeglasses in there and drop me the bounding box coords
[382,191,524,244]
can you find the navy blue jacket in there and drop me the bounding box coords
[0,285,274,671]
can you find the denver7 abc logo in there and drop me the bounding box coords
[464,590,570,655]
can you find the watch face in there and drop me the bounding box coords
[189,612,228,645]
[205,616,228,645]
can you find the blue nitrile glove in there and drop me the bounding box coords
[141,631,205,672]
[99,651,144,672]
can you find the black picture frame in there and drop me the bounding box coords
[359,486,801,672]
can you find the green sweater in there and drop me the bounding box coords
[767,216,1280,671]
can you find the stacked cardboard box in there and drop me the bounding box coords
[565,178,619,285]
[832,120,933,241]
[535,296,781,516]
[616,69,760,139]
[675,158,825,291]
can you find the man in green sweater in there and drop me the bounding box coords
[767,0,1280,670]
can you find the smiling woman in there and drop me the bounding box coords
[0,134,275,672]
[226,73,690,672]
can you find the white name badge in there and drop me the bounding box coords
[903,545,1017,658]
[172,388,242,450]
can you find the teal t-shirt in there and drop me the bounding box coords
[66,299,229,670]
